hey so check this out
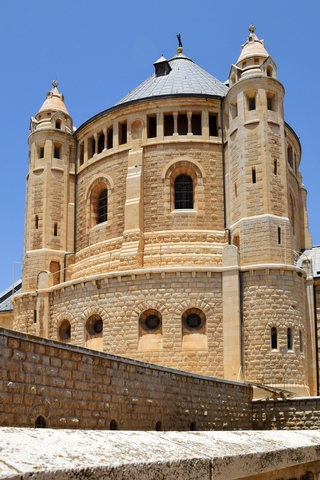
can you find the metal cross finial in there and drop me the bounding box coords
[248,24,256,34]
[177,34,183,49]
[52,80,58,88]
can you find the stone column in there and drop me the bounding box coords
[222,245,242,381]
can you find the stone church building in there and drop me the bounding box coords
[6,26,320,397]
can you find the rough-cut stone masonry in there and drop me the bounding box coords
[2,429,320,479]
[253,397,320,430]
[14,271,225,378]
[242,268,308,391]
[0,328,252,430]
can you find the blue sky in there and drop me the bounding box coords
[0,0,319,292]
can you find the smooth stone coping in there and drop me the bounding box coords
[1,429,320,479]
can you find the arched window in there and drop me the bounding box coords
[98,189,108,223]
[110,419,118,430]
[271,327,277,350]
[35,416,47,428]
[174,174,193,209]
[59,320,71,341]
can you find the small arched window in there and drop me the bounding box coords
[59,320,71,341]
[174,174,193,209]
[98,189,108,223]
[110,419,118,430]
[35,416,47,428]
[266,66,273,77]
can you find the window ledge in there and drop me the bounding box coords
[171,209,198,214]
[91,221,109,231]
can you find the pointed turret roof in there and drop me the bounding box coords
[37,81,69,115]
[237,25,269,64]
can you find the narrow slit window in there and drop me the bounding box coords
[89,137,96,157]
[287,328,293,350]
[278,227,281,245]
[234,183,238,197]
[98,133,105,153]
[33,310,37,324]
[107,127,113,149]
[252,167,256,184]
[274,159,277,176]
[119,122,127,145]
[35,215,39,229]
[53,223,58,237]
[54,146,60,159]
[39,147,44,159]
[79,143,84,165]
[271,327,277,350]
[248,96,256,111]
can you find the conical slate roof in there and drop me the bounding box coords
[116,52,228,106]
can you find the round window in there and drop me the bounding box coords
[145,315,160,331]
[86,315,103,335]
[185,313,201,329]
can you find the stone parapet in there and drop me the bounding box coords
[1,429,320,479]
[253,397,320,430]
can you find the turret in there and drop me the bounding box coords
[225,25,296,266]
[23,82,76,306]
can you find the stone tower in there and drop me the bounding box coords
[224,26,315,394]
[22,82,76,336]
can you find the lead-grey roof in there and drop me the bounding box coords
[116,53,228,106]
[0,279,22,312]
[296,247,320,278]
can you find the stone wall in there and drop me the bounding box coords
[252,397,320,430]
[0,328,252,430]
[14,271,225,378]
[242,267,309,394]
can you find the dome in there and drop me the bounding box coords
[116,51,228,106]
[37,81,69,115]
[237,25,269,64]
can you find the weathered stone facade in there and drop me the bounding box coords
[11,27,317,396]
